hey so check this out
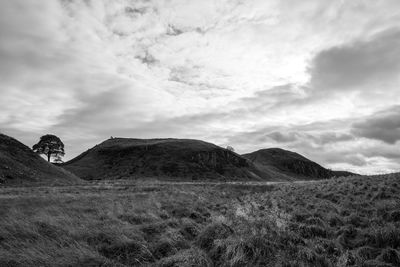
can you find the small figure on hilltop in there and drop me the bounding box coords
[32,134,65,162]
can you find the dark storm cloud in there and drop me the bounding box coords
[352,105,400,144]
[309,28,400,90]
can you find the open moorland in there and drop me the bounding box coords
[1,173,399,267]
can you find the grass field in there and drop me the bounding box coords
[0,174,399,266]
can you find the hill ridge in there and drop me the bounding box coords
[62,137,265,181]
[63,137,355,181]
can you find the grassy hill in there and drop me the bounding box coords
[0,173,398,266]
[62,138,353,182]
[0,133,81,185]
[62,138,276,181]
[243,148,355,180]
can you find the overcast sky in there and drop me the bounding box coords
[1,0,400,174]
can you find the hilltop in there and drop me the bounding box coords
[242,148,355,180]
[0,133,81,185]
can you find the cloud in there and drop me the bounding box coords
[307,132,354,145]
[266,131,299,143]
[1,0,400,174]
[352,105,400,144]
[309,28,400,91]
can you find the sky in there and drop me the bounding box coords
[1,0,400,174]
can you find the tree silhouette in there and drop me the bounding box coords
[32,134,65,162]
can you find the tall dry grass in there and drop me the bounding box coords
[0,174,399,266]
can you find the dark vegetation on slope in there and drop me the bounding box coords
[243,148,355,180]
[0,173,398,266]
[63,138,354,181]
[62,138,274,181]
[0,133,80,185]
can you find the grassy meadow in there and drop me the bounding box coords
[0,174,400,266]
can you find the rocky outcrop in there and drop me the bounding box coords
[191,150,249,171]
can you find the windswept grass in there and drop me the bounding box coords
[0,173,399,266]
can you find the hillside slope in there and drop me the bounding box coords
[0,133,81,185]
[62,138,276,181]
[242,148,355,180]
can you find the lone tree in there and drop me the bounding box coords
[32,134,65,162]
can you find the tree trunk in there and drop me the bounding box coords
[47,153,51,162]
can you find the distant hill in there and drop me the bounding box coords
[0,133,81,185]
[242,148,355,180]
[62,138,279,181]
